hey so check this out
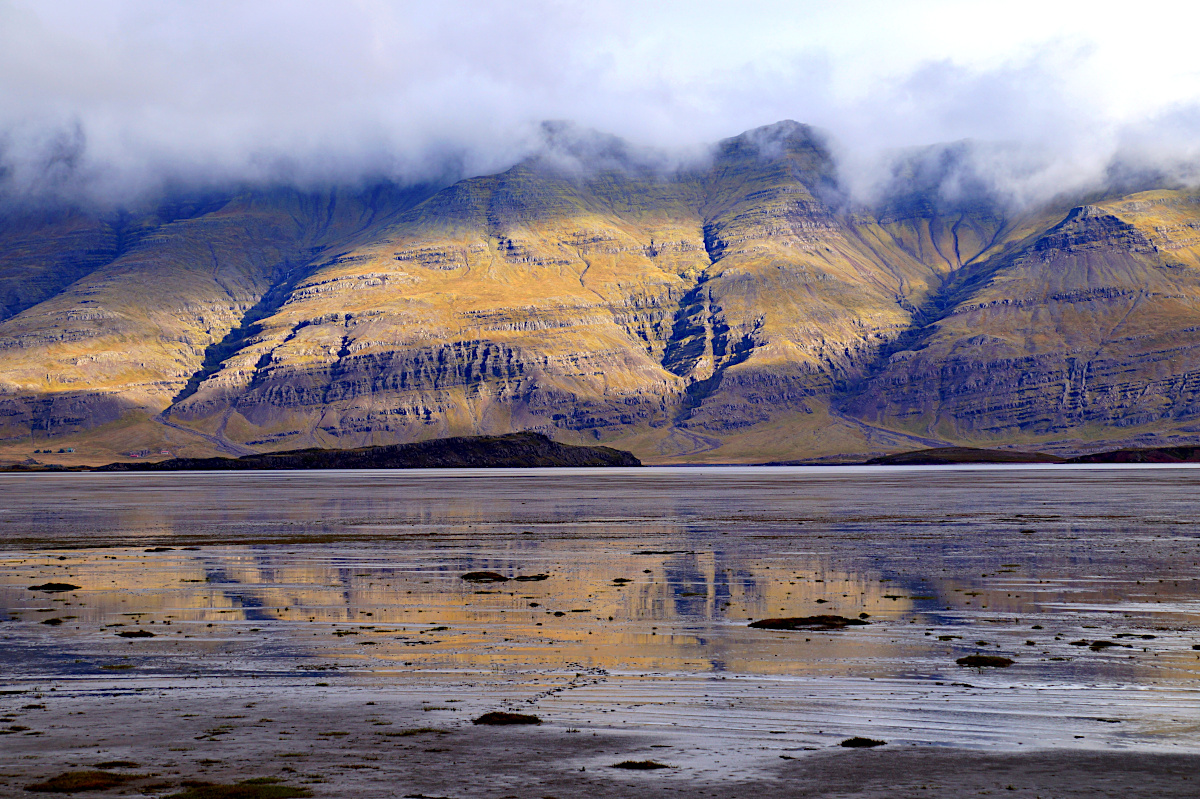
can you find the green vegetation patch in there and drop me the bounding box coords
[165,778,311,799]
[376,727,448,737]
[956,654,1015,668]
[1088,640,1125,651]
[26,770,134,793]
[117,629,156,638]
[461,571,508,583]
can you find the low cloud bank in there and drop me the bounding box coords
[1,1,1197,211]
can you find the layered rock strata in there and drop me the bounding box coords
[846,196,1200,448]
[5,123,1200,463]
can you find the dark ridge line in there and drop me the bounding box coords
[0,192,244,324]
[769,443,1200,465]
[168,182,444,411]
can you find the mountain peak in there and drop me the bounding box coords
[537,121,630,160]
[720,120,825,157]
[1033,204,1153,255]
[1063,204,1109,221]
[529,121,675,176]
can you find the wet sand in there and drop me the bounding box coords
[2,466,1200,796]
[2,685,1200,797]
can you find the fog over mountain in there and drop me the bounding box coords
[10,2,1200,465]
[2,0,1199,208]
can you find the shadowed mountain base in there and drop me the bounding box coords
[864,447,1065,465]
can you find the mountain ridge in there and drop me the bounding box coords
[4,121,1200,464]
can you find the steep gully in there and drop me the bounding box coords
[156,185,440,452]
[161,250,328,455]
[655,222,759,448]
[830,214,1023,440]
[658,211,1006,452]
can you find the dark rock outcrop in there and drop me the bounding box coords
[748,615,869,631]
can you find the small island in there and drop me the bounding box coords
[94,432,641,471]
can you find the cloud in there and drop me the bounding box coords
[827,52,1127,210]
[1,0,1198,208]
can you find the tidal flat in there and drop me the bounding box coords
[2,466,1199,797]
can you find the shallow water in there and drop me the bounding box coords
[3,466,1200,757]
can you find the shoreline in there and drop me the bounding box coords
[11,460,1200,474]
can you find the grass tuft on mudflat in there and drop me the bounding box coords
[165,778,311,799]
[956,654,1015,668]
[749,615,869,631]
[472,711,542,725]
[461,572,508,583]
[612,760,672,769]
[840,737,887,748]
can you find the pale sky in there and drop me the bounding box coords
[2,0,1198,202]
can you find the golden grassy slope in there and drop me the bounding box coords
[9,125,1200,464]
[165,122,973,461]
[0,186,435,461]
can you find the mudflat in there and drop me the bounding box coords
[2,690,1198,797]
[2,466,1199,797]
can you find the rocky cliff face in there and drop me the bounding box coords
[4,122,1200,464]
[158,121,963,461]
[845,195,1200,450]
[0,185,436,453]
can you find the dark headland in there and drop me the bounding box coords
[859,445,1200,465]
[864,447,1065,465]
[1065,445,1200,464]
[93,432,641,471]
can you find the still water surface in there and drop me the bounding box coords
[2,466,1199,754]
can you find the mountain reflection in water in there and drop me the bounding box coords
[2,466,1199,749]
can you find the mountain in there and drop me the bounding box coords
[845,196,1200,452]
[3,121,1200,464]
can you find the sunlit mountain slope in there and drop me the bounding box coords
[4,123,1200,463]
